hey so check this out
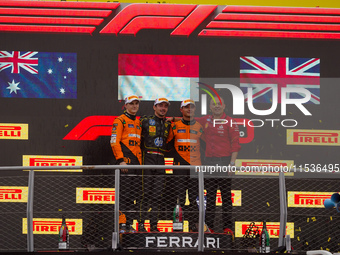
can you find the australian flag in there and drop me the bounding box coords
[0,51,77,98]
[240,56,320,104]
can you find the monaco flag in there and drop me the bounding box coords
[118,54,199,101]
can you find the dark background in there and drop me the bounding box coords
[0,12,340,252]
[1,31,339,167]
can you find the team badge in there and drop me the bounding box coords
[149,119,156,125]
[178,129,186,133]
[154,137,163,147]
[128,124,134,128]
[149,126,156,133]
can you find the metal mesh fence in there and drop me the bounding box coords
[119,173,204,250]
[209,176,281,252]
[1,167,340,252]
[0,175,28,251]
[118,173,281,251]
[286,177,340,253]
[32,173,116,251]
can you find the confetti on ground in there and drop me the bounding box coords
[67,105,72,110]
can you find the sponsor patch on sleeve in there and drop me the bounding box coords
[110,134,117,144]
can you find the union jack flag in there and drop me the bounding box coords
[0,51,38,74]
[240,56,320,104]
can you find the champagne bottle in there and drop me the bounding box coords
[259,221,270,253]
[58,215,69,250]
[172,197,183,232]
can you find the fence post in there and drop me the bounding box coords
[112,168,120,250]
[197,167,205,252]
[27,170,35,252]
[278,171,287,248]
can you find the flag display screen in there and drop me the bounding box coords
[118,54,199,101]
[240,56,320,104]
[0,51,77,99]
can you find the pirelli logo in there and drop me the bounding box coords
[133,220,189,232]
[0,186,28,202]
[235,159,294,176]
[287,129,340,146]
[235,221,294,238]
[216,190,241,206]
[165,157,173,174]
[22,218,82,235]
[23,155,83,172]
[76,188,115,204]
[0,124,28,140]
[288,191,333,208]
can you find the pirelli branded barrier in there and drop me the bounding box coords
[234,222,294,238]
[76,187,116,204]
[23,155,83,172]
[0,186,28,202]
[287,191,334,208]
[22,218,83,235]
[287,129,340,146]
[0,124,28,140]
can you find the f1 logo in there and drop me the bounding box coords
[64,116,253,144]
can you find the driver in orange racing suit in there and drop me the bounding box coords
[111,94,142,232]
[167,99,204,232]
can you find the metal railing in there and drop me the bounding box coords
[1,165,338,252]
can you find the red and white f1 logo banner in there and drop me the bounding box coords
[1,1,340,39]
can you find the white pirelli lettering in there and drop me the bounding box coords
[294,194,330,206]
[29,158,76,166]
[293,132,338,144]
[82,190,115,202]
